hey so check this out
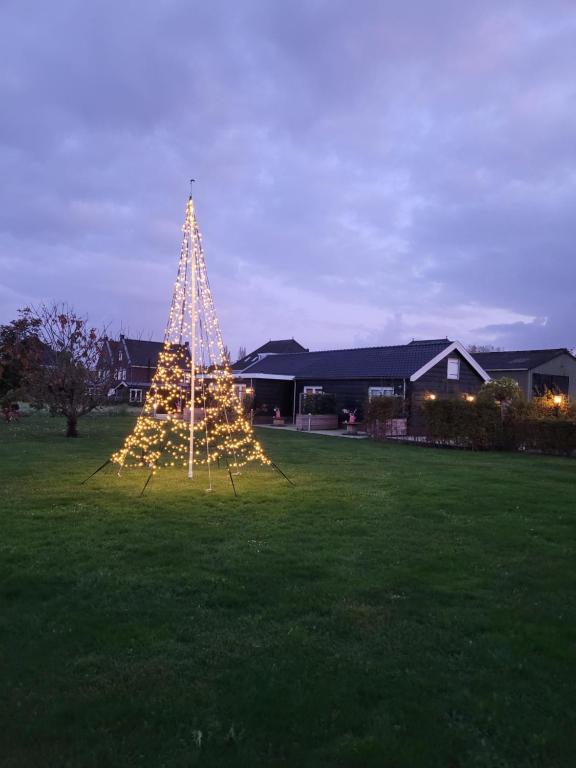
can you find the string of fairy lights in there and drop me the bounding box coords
[111,195,270,483]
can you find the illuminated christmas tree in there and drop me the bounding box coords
[109,188,273,493]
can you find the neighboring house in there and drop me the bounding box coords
[101,335,189,404]
[232,339,309,372]
[472,349,576,399]
[235,338,490,434]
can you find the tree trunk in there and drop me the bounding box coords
[66,414,78,437]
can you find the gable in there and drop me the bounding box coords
[410,342,490,382]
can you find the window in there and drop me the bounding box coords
[233,383,247,402]
[117,368,127,381]
[118,351,123,362]
[532,373,569,397]
[129,388,142,403]
[303,386,323,394]
[447,358,460,380]
[369,386,395,399]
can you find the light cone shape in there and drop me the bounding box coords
[111,196,270,478]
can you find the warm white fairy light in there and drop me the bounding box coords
[111,195,270,478]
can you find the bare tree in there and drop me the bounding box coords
[237,345,247,361]
[467,344,502,353]
[24,303,115,437]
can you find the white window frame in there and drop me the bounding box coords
[117,368,127,381]
[447,358,460,380]
[129,388,142,403]
[303,386,323,394]
[233,383,247,402]
[369,386,395,399]
[118,351,123,361]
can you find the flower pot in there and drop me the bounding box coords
[295,413,339,431]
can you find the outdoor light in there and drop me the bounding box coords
[94,189,293,496]
[466,395,476,403]
[553,395,563,406]
[426,393,437,401]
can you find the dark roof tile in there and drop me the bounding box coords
[122,338,189,367]
[240,340,453,379]
[473,348,573,371]
[232,339,308,371]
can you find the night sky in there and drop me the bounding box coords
[1,1,575,357]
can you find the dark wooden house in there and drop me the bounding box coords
[472,348,576,400]
[235,339,490,434]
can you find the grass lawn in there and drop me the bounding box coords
[0,415,575,767]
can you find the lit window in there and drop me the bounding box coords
[447,358,460,380]
[303,386,323,394]
[369,386,395,399]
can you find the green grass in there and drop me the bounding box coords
[0,415,575,768]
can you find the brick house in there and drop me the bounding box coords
[102,335,189,405]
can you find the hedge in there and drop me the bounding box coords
[421,398,504,450]
[301,392,337,415]
[509,418,576,456]
[364,396,403,424]
[420,398,576,455]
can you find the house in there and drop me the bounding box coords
[102,335,189,404]
[235,338,490,434]
[472,348,576,399]
[232,338,309,372]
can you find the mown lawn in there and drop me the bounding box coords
[0,415,575,768]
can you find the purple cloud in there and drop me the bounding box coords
[1,0,575,354]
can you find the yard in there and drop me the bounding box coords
[0,415,575,767]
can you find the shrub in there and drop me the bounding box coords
[477,377,523,406]
[513,419,576,456]
[364,396,405,439]
[302,392,337,415]
[364,396,403,424]
[529,390,576,420]
[421,393,576,455]
[421,398,503,450]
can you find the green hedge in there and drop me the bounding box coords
[421,397,576,455]
[510,418,576,456]
[302,393,337,415]
[364,396,403,424]
[422,398,504,450]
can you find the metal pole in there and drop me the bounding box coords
[188,200,196,480]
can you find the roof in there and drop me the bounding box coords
[122,338,166,366]
[108,337,189,367]
[473,348,574,371]
[238,340,455,380]
[408,338,451,345]
[232,338,308,371]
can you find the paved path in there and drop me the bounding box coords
[255,424,369,439]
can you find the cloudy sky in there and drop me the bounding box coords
[1,0,575,356]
